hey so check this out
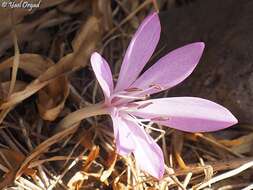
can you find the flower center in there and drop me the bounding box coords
[109,83,164,106]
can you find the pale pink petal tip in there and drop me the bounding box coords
[90,52,114,101]
[229,113,238,125]
[198,42,205,50]
[115,12,161,91]
[198,42,205,55]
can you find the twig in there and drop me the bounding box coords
[172,157,253,176]
[193,161,253,190]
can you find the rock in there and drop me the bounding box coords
[1,0,251,124]
[155,0,253,124]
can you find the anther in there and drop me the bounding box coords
[151,117,170,121]
[124,87,143,92]
[149,83,164,90]
[137,102,153,109]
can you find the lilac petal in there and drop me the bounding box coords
[111,115,135,155]
[130,42,205,95]
[91,52,114,102]
[115,13,161,92]
[123,115,164,179]
[130,97,238,132]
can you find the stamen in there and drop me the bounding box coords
[126,114,165,136]
[124,87,143,92]
[145,125,166,134]
[151,117,170,121]
[126,83,163,98]
[137,102,153,109]
[134,118,151,122]
[114,94,147,100]
[149,83,164,90]
[110,83,163,105]
[126,114,151,128]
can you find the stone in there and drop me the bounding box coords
[156,0,253,123]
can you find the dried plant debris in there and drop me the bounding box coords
[0,0,252,190]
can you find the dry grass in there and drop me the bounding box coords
[0,0,252,189]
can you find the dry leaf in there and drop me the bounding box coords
[0,54,70,111]
[112,182,128,190]
[7,30,20,97]
[0,53,55,122]
[67,171,88,190]
[92,0,113,31]
[219,133,253,154]
[0,81,27,100]
[0,8,30,38]
[0,149,24,169]
[58,0,89,14]
[71,16,101,67]
[0,15,100,110]
[0,9,63,55]
[67,146,100,189]
[0,54,54,77]
[0,80,27,124]
[39,0,68,9]
[83,146,100,172]
[100,150,117,182]
[172,131,187,169]
[0,0,67,37]
[0,149,36,189]
[37,75,69,121]
[80,129,95,150]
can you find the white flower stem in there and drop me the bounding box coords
[56,103,107,132]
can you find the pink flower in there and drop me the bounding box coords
[90,13,237,179]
